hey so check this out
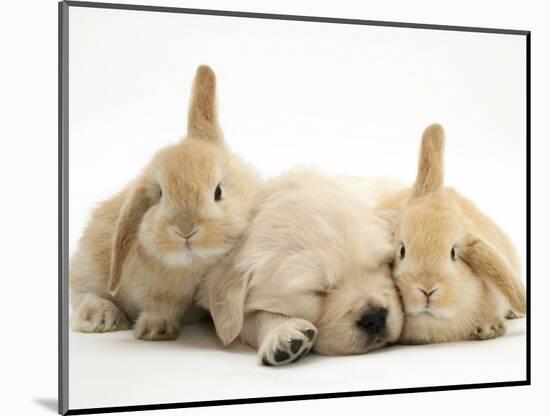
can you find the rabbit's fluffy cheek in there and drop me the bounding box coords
[192,213,249,256]
[192,220,229,254]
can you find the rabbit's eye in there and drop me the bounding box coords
[214,184,222,201]
[451,246,456,261]
[400,244,406,259]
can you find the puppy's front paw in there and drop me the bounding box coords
[71,297,129,333]
[134,313,180,341]
[259,319,318,366]
[471,319,506,340]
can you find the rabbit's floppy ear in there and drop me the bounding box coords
[208,255,251,346]
[108,178,151,295]
[187,65,223,143]
[462,234,526,315]
[412,123,445,199]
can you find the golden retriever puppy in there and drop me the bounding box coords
[196,169,404,365]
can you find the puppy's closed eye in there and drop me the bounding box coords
[312,290,329,298]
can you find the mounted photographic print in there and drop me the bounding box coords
[59,1,530,414]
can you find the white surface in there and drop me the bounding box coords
[69,319,527,410]
[3,1,550,416]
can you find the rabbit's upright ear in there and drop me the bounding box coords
[412,123,445,199]
[108,179,151,295]
[187,65,223,143]
[208,255,250,346]
[462,234,526,316]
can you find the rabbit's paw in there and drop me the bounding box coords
[259,319,318,366]
[72,297,129,333]
[134,313,180,341]
[472,319,506,340]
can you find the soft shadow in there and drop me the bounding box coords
[34,398,58,413]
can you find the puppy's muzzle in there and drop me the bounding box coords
[356,307,387,336]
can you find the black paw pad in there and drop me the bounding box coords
[290,339,303,354]
[303,329,315,341]
[262,357,273,366]
[274,349,290,362]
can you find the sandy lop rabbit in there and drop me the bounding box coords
[376,124,526,344]
[70,66,262,340]
[196,169,404,366]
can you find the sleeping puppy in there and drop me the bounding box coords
[196,169,404,366]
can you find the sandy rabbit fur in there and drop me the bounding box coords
[70,66,262,340]
[376,124,526,344]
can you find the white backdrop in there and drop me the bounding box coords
[2,0,547,416]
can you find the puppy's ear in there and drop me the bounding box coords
[365,212,397,268]
[108,178,151,295]
[376,209,398,229]
[412,123,445,199]
[462,234,526,316]
[208,255,250,346]
[187,65,223,143]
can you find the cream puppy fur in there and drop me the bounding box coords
[196,169,404,366]
[376,124,526,344]
[70,66,262,340]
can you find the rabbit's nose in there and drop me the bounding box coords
[418,287,439,299]
[357,308,387,335]
[184,230,198,240]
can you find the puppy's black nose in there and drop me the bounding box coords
[357,308,387,335]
